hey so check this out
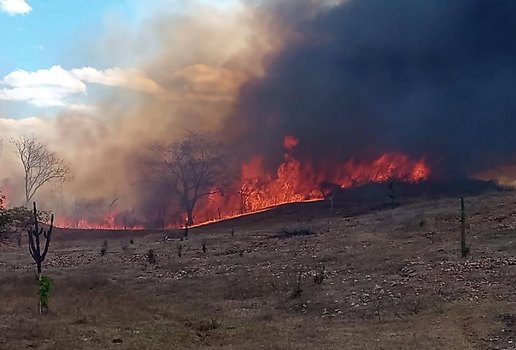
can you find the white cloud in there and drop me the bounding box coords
[0,0,32,15]
[0,66,86,107]
[3,66,86,91]
[0,65,163,108]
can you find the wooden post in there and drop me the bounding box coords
[460,197,467,258]
[184,223,189,239]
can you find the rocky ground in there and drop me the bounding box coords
[1,190,516,349]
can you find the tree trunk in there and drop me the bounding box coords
[186,210,194,226]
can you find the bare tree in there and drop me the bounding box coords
[150,132,226,226]
[12,136,70,206]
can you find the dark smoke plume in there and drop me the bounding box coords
[226,0,516,178]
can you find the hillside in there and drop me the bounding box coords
[1,189,516,349]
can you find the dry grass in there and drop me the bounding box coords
[1,190,516,349]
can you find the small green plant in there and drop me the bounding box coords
[38,276,51,314]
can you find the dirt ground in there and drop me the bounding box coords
[2,190,516,349]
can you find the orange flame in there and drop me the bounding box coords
[199,135,429,222]
[56,134,430,230]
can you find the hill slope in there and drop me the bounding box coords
[1,189,516,349]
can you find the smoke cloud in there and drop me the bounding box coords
[225,0,516,179]
[3,0,516,224]
[0,0,287,215]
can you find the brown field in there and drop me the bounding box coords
[2,190,516,349]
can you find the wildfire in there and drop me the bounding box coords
[200,135,430,222]
[56,135,430,230]
[0,188,11,209]
[55,210,144,230]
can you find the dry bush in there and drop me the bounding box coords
[313,265,325,285]
[274,227,316,239]
[147,249,157,264]
[195,318,223,332]
[289,272,303,299]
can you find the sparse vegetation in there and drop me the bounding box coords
[1,191,516,349]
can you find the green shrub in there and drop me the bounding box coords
[39,276,52,313]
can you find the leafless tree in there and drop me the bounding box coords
[12,136,70,206]
[150,132,226,225]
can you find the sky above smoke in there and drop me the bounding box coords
[1,0,516,212]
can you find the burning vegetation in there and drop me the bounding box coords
[2,0,516,229]
[50,133,429,230]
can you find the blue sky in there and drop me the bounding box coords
[0,0,168,117]
[0,0,243,118]
[0,0,136,76]
[0,0,241,75]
